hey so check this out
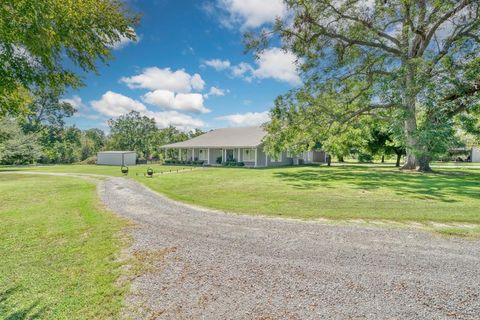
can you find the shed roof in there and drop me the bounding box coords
[97,151,136,154]
[161,126,266,148]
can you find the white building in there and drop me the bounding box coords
[96,151,137,166]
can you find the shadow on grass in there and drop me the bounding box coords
[0,286,47,320]
[273,166,480,202]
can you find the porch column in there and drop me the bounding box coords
[178,148,181,160]
[192,148,195,161]
[207,148,210,165]
[254,148,257,167]
[164,148,167,160]
[238,148,241,161]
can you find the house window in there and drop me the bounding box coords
[243,149,255,161]
[271,152,282,162]
[198,149,208,161]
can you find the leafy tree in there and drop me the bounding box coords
[20,88,75,133]
[0,118,41,164]
[0,0,139,115]
[40,126,82,163]
[250,0,480,171]
[151,126,190,159]
[108,111,158,158]
[84,128,107,151]
[365,126,406,167]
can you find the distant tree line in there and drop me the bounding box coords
[0,92,201,165]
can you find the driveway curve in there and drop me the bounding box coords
[98,177,480,319]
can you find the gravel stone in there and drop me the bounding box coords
[98,177,480,320]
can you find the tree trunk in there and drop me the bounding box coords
[417,155,432,172]
[338,155,344,162]
[400,62,419,170]
[381,155,385,163]
[395,153,402,167]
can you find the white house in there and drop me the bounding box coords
[161,126,327,167]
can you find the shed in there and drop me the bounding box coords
[472,147,480,163]
[96,151,137,166]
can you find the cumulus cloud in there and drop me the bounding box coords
[90,91,147,117]
[216,111,270,126]
[217,0,287,29]
[142,90,210,113]
[252,47,301,85]
[205,86,228,98]
[203,59,231,70]
[90,91,205,130]
[61,95,85,110]
[146,110,206,130]
[110,29,140,50]
[205,48,301,85]
[231,62,254,79]
[120,67,205,92]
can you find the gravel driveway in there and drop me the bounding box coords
[98,177,480,320]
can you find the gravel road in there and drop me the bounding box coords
[98,177,480,320]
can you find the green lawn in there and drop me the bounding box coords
[0,174,129,319]
[0,164,190,177]
[138,165,480,224]
[2,163,480,224]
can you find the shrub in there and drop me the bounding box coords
[78,156,97,165]
[358,153,373,163]
[237,161,245,167]
[216,156,222,164]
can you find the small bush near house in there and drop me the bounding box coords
[216,156,223,164]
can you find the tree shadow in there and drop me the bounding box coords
[273,166,480,203]
[0,286,47,320]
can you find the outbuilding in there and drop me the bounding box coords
[96,151,137,166]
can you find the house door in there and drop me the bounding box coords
[225,149,235,161]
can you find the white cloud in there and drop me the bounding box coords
[61,95,85,110]
[120,67,205,92]
[90,91,147,117]
[216,111,270,126]
[203,59,231,71]
[205,47,301,85]
[62,95,102,120]
[205,86,227,97]
[90,91,205,131]
[142,90,210,113]
[231,62,254,78]
[110,29,140,49]
[146,110,206,130]
[218,0,287,29]
[252,48,301,85]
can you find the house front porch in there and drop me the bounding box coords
[163,147,262,167]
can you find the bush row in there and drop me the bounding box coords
[164,159,205,166]
[222,161,245,167]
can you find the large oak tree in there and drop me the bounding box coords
[252,0,480,171]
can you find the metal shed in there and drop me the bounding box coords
[96,151,137,166]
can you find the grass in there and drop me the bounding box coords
[2,163,480,225]
[0,163,190,177]
[0,174,129,319]
[138,165,480,224]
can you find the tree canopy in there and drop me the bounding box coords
[251,0,480,171]
[0,0,139,115]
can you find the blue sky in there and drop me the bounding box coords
[64,0,299,131]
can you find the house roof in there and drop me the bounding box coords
[161,126,266,148]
